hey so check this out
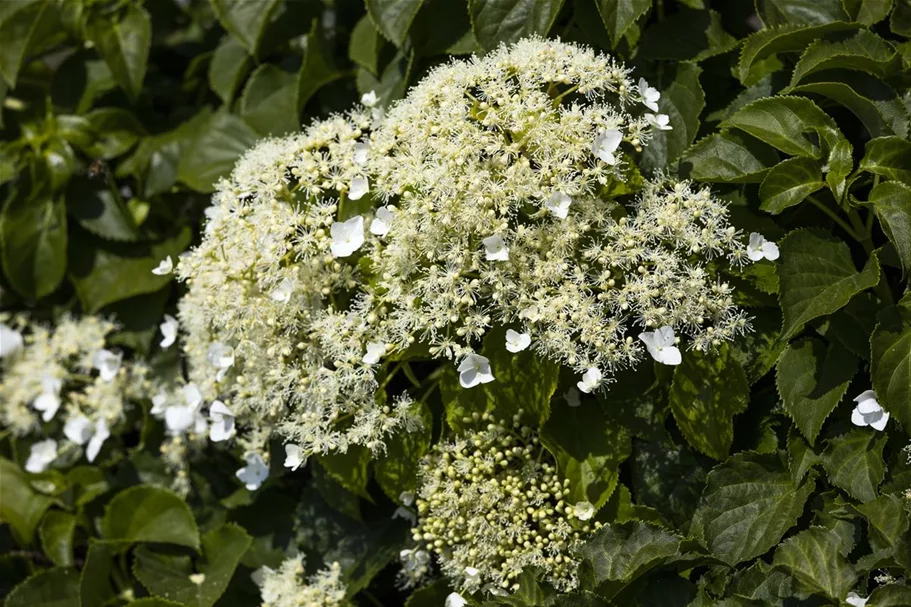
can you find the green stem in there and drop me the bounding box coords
[807,196,862,241]
[378,361,404,390]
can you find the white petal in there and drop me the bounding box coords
[399,490,414,506]
[370,206,395,236]
[363,341,385,365]
[564,387,581,407]
[854,389,877,403]
[284,444,304,471]
[25,439,57,473]
[64,414,94,445]
[761,241,780,261]
[354,142,370,164]
[207,343,234,369]
[482,234,509,261]
[349,176,369,200]
[574,501,595,520]
[183,382,203,409]
[845,592,868,607]
[654,326,676,348]
[856,398,882,414]
[159,315,178,349]
[236,453,269,490]
[505,329,531,353]
[151,256,173,275]
[658,346,682,365]
[361,90,378,107]
[545,192,571,219]
[166,405,196,435]
[93,349,122,382]
[86,419,110,463]
[0,324,24,358]
[269,278,294,303]
[851,407,868,427]
[870,411,889,431]
[330,216,365,258]
[33,391,61,422]
[445,593,468,607]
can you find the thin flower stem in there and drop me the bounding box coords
[807,196,862,241]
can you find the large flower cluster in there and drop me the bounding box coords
[254,556,347,607]
[412,413,599,594]
[0,315,150,472]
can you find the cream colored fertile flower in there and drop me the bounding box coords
[256,556,347,607]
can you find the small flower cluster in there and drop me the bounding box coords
[254,555,347,607]
[0,315,150,472]
[412,412,600,595]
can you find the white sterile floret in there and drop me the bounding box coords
[349,176,369,200]
[209,401,235,442]
[545,191,572,219]
[165,383,206,436]
[330,215,365,258]
[93,349,122,382]
[354,142,370,164]
[574,501,595,521]
[363,341,385,365]
[846,592,869,607]
[361,90,379,107]
[159,315,178,349]
[446,593,468,607]
[64,414,93,444]
[505,329,531,353]
[482,234,509,261]
[746,232,780,261]
[269,278,294,303]
[152,255,174,275]
[25,439,57,473]
[370,206,395,236]
[0,323,23,358]
[577,367,602,393]
[86,419,109,462]
[33,376,62,421]
[458,354,494,388]
[283,444,304,471]
[645,113,672,130]
[639,77,661,112]
[592,129,623,164]
[236,452,269,490]
[638,326,682,365]
[851,390,889,431]
[207,343,234,381]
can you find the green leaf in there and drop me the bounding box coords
[855,495,910,560]
[316,446,373,501]
[177,110,258,193]
[84,107,145,159]
[772,527,857,601]
[578,521,681,585]
[5,567,80,607]
[68,227,190,313]
[349,16,384,74]
[409,0,479,57]
[0,0,61,89]
[868,585,911,606]
[210,0,281,56]
[842,0,893,25]
[790,74,909,138]
[789,30,898,88]
[126,601,185,607]
[860,136,911,186]
[736,21,860,83]
[0,457,54,545]
[66,178,140,242]
[1,191,66,300]
[637,8,738,62]
[39,510,75,567]
[641,62,705,172]
[815,291,879,360]
[375,401,432,502]
[759,157,824,214]
[594,0,651,48]
[630,439,712,528]
[827,137,854,199]
[727,561,795,604]
[239,64,298,137]
[134,524,252,607]
[441,326,559,430]
[892,0,911,36]
[668,345,750,460]
[691,452,814,567]
[101,485,200,550]
[208,35,251,103]
[297,22,343,112]
[721,96,839,158]
[787,428,822,485]
[777,229,880,340]
[541,399,632,509]
[822,429,886,502]
[757,0,848,25]
[80,541,117,607]
[84,5,151,101]
[404,579,453,607]
[871,296,911,430]
[468,0,564,50]
[869,181,911,273]
[367,0,426,46]
[776,338,858,445]
[727,307,785,384]
[680,131,779,183]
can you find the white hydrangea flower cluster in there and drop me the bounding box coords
[0,315,150,472]
[254,556,347,607]
[412,412,600,595]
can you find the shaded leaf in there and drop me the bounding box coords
[317,446,372,501]
[721,96,839,158]
[177,110,258,193]
[84,5,151,101]
[239,64,298,137]
[680,131,778,183]
[772,527,857,601]
[737,21,860,83]
[80,541,116,607]
[822,430,886,502]
[842,0,893,25]
[578,521,681,585]
[208,35,252,103]
[790,30,898,88]
[468,0,564,50]
[367,0,426,46]
[5,567,80,607]
[0,0,61,88]
[759,157,824,214]
[210,0,281,56]
[297,21,343,112]
[641,62,705,171]
[869,181,911,273]
[0,457,54,545]
[375,401,432,502]
[101,485,200,550]
[594,0,651,48]
[66,178,139,242]
[0,191,66,299]
[637,8,737,62]
[871,295,911,430]
[39,510,75,567]
[861,136,911,186]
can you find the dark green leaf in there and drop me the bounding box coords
[66,178,139,242]
[787,428,822,485]
[842,0,893,25]
[594,0,651,48]
[177,110,258,193]
[210,0,281,56]
[0,0,61,89]
[776,338,858,445]
[101,485,200,550]
[815,292,879,360]
[39,510,75,567]
[404,579,452,606]
[777,229,880,340]
[80,541,116,607]
[208,35,251,104]
[827,137,854,200]
[869,181,911,273]
[757,0,847,25]
[721,96,838,158]
[84,107,145,159]
[84,5,151,101]
[789,30,898,88]
[631,439,711,528]
[5,567,80,607]
[822,429,886,502]
[578,521,681,585]
[1,191,66,300]
[680,131,779,183]
[350,16,384,74]
[239,64,298,137]
[759,157,824,214]
[316,446,372,501]
[468,0,564,50]
[860,136,911,186]
[855,494,910,560]
[637,8,737,62]
[868,585,911,606]
[668,345,750,460]
[892,0,911,36]
[297,22,343,112]
[375,401,432,502]
[727,561,795,604]
[641,62,705,171]
[691,452,814,566]
[0,457,54,545]
[870,295,911,430]
[772,527,857,601]
[367,0,426,46]
[727,307,785,384]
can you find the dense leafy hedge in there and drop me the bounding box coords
[2,1,911,606]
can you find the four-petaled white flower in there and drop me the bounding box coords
[851,390,889,431]
[645,113,672,130]
[354,142,370,164]
[399,490,415,506]
[445,593,468,607]
[25,439,57,473]
[361,90,379,107]
[330,216,365,258]
[86,419,109,462]
[505,329,531,353]
[564,387,581,407]
[592,129,623,165]
[269,278,294,303]
[209,401,235,442]
[93,349,122,382]
[482,234,509,261]
[283,444,304,471]
[639,78,661,112]
[236,453,269,490]
[370,206,395,236]
[458,353,494,388]
[577,367,602,393]
[464,566,481,585]
[545,191,572,219]
[64,414,93,444]
[207,342,234,381]
[159,315,178,349]
[151,390,168,416]
[165,383,205,436]
[746,232,780,261]
[639,326,682,366]
[0,323,24,358]
[574,501,595,521]
[363,341,385,365]
[349,176,369,200]
[152,255,173,275]
[33,376,62,422]
[846,592,868,607]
